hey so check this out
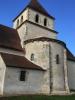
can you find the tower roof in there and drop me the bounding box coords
[28,0,55,19]
[13,0,55,22]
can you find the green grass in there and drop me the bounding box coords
[1,94,75,100]
[70,89,75,92]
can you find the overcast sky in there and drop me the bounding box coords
[0,0,75,56]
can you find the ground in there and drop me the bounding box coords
[1,94,75,100]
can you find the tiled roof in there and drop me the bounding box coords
[1,53,45,71]
[28,0,55,19]
[67,48,75,61]
[0,24,23,51]
[13,0,55,22]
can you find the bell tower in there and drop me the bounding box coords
[12,0,58,47]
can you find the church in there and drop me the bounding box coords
[0,0,75,96]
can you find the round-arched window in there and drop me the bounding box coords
[21,16,23,24]
[17,19,19,27]
[31,54,34,61]
[35,14,39,23]
[56,54,59,64]
[44,18,47,26]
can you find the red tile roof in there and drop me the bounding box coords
[28,0,55,19]
[0,24,23,51]
[1,53,45,71]
[13,0,55,22]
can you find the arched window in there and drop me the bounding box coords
[44,18,47,26]
[31,54,34,61]
[17,19,19,27]
[56,55,59,64]
[21,16,23,24]
[35,14,39,23]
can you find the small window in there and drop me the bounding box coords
[44,18,47,26]
[17,19,19,27]
[31,54,34,61]
[56,55,59,64]
[21,16,23,24]
[20,71,26,81]
[35,14,39,23]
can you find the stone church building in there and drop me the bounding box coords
[0,0,75,96]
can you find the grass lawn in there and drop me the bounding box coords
[0,94,75,100]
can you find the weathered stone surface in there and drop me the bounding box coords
[0,47,24,56]
[24,40,69,93]
[13,8,29,29]
[0,55,6,95]
[15,7,57,47]
[67,60,75,90]
[28,8,54,30]
[3,67,46,96]
[63,49,69,93]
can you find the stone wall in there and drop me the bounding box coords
[3,67,50,96]
[17,23,27,47]
[67,60,75,89]
[0,55,6,95]
[28,8,54,30]
[25,41,49,69]
[0,47,24,56]
[24,40,69,93]
[13,6,57,47]
[13,8,29,29]
[63,49,69,92]
[50,42,65,92]
[17,22,57,48]
[26,22,57,39]
[13,7,54,30]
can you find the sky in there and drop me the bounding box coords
[0,0,75,56]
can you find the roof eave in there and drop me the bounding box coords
[28,6,55,20]
[16,20,58,34]
[6,65,46,71]
[12,7,28,22]
[67,59,75,62]
[12,6,55,22]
